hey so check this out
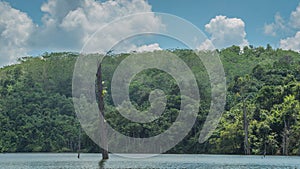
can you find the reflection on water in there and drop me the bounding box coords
[98,159,107,169]
[0,153,300,169]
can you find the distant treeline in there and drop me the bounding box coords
[0,46,300,155]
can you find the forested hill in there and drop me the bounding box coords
[1,46,300,155]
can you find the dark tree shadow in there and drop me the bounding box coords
[98,159,107,169]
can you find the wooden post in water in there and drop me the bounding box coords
[77,127,81,159]
[96,63,109,160]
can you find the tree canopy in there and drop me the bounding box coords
[1,47,300,155]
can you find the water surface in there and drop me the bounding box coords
[1,153,300,169]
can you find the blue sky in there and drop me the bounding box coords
[1,0,300,66]
[148,0,299,47]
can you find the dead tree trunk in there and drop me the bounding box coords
[243,100,251,155]
[96,63,109,160]
[263,135,267,157]
[282,117,289,156]
[77,127,81,159]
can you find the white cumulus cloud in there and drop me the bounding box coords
[197,39,215,51]
[264,3,300,51]
[0,1,34,66]
[280,31,300,51]
[204,15,248,49]
[34,0,163,53]
[131,43,162,53]
[290,3,300,29]
[110,42,162,54]
[264,24,276,36]
[0,0,164,66]
[264,13,286,36]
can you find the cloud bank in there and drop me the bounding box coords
[0,0,164,66]
[264,3,300,51]
[280,31,300,51]
[0,1,34,65]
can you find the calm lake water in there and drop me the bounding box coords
[1,153,300,169]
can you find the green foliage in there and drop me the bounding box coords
[1,46,300,155]
[210,47,300,155]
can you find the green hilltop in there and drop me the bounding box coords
[1,46,300,155]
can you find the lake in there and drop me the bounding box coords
[1,153,300,169]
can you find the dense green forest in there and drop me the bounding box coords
[1,46,300,155]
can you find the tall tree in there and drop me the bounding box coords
[96,63,109,160]
[234,75,257,155]
[280,95,300,155]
